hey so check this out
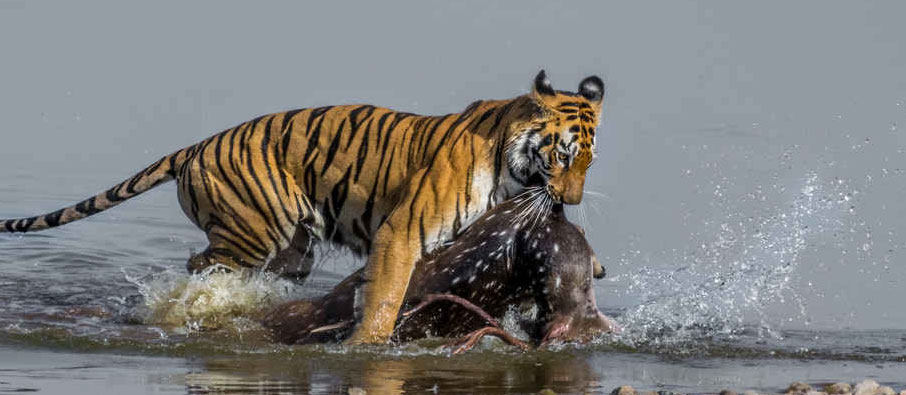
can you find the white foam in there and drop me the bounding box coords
[124,265,299,333]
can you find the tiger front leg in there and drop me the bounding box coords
[344,222,421,345]
[345,167,456,345]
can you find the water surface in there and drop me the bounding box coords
[1,1,905,393]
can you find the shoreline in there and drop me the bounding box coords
[606,380,906,395]
[3,342,905,395]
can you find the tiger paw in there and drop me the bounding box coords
[344,327,392,345]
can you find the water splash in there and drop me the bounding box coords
[613,172,858,349]
[124,266,299,333]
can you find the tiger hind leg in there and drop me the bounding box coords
[266,225,317,283]
[186,221,318,279]
[264,177,324,283]
[177,144,320,275]
[186,245,254,274]
[185,182,322,282]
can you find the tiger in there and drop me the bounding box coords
[0,70,604,344]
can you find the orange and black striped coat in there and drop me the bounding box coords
[0,70,605,343]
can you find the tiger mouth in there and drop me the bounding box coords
[524,173,559,202]
[525,173,547,189]
[545,184,561,203]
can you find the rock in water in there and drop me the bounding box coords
[825,382,852,395]
[612,386,636,395]
[876,387,896,395]
[853,380,879,395]
[787,382,813,395]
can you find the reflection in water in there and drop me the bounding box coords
[3,339,905,394]
[184,349,601,394]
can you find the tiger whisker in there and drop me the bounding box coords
[581,189,607,215]
[512,188,545,225]
[537,195,552,231]
[525,191,550,232]
[523,190,547,225]
[583,189,610,200]
[580,202,590,234]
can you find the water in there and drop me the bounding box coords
[2,1,906,393]
[1,140,904,394]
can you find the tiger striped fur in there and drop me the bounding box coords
[0,70,605,344]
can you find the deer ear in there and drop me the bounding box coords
[533,70,555,97]
[578,75,604,103]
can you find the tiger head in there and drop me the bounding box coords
[506,70,604,205]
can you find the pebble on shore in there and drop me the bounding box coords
[611,386,636,395]
[608,379,903,395]
[826,383,853,395]
[786,382,812,394]
[854,380,880,395]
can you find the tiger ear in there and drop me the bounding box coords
[578,75,604,104]
[533,70,555,97]
[532,70,557,110]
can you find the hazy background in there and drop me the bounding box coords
[1,1,904,331]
